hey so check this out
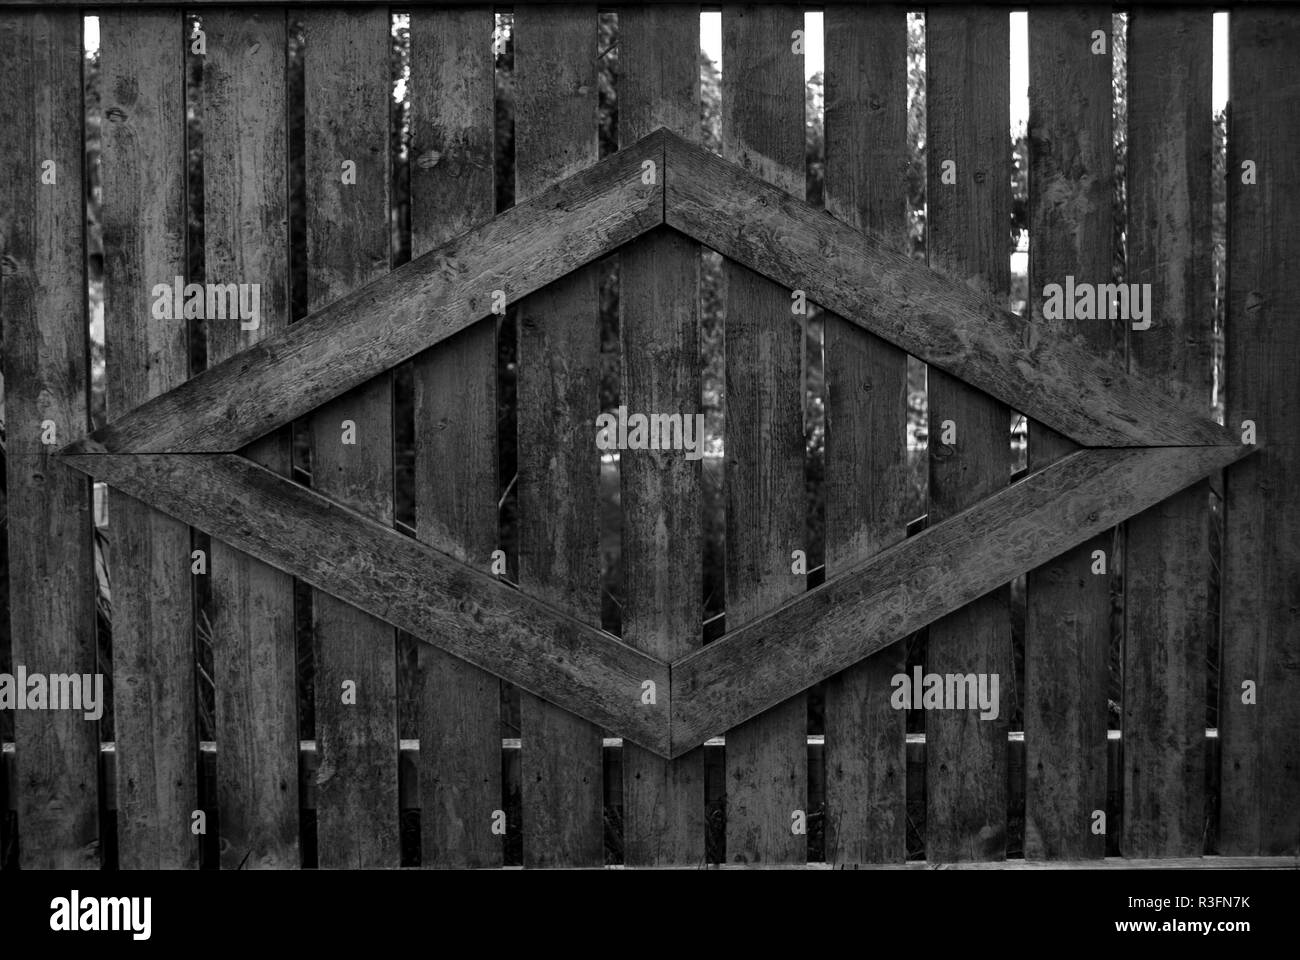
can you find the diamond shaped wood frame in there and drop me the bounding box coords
[60,129,1254,760]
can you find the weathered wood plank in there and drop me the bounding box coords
[663,135,1235,449]
[0,10,99,869]
[923,6,1013,864]
[720,3,807,866]
[1123,8,1214,859]
[409,6,502,868]
[59,455,673,755]
[1023,5,1114,861]
[618,4,705,867]
[513,4,606,868]
[100,8,198,869]
[302,8,398,868]
[1220,9,1300,857]
[66,137,663,457]
[821,2,910,866]
[671,445,1252,756]
[202,6,299,870]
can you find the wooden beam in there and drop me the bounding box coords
[718,2,808,868]
[1024,4,1115,861]
[1221,8,1300,857]
[409,5,503,870]
[302,7,399,869]
[513,3,606,870]
[202,6,299,870]
[820,2,911,866]
[662,132,1235,449]
[64,134,664,456]
[99,8,198,869]
[618,3,706,867]
[62,453,672,757]
[0,9,100,869]
[923,6,1013,864]
[1123,7,1215,858]
[670,445,1253,756]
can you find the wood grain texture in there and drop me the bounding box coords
[924,6,1012,863]
[720,3,807,865]
[663,135,1235,449]
[302,8,398,868]
[202,7,299,870]
[671,445,1252,756]
[100,9,198,869]
[618,5,706,866]
[0,10,99,869]
[821,3,910,866]
[513,5,606,868]
[7,736,1288,869]
[76,122,1229,461]
[1220,9,1300,857]
[409,6,502,868]
[66,137,663,457]
[1023,5,1114,861]
[1123,8,1214,859]
[60,454,672,755]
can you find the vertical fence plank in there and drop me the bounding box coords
[100,9,198,869]
[924,6,1012,863]
[202,7,299,870]
[513,5,605,868]
[0,10,99,869]
[1221,9,1300,857]
[1023,5,1114,861]
[409,6,502,868]
[720,3,807,865]
[619,3,705,867]
[1123,7,1213,859]
[302,8,398,868]
[821,3,910,866]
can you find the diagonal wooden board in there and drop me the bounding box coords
[61,442,1253,760]
[668,443,1253,756]
[661,132,1234,448]
[62,453,672,756]
[62,132,666,456]
[62,130,1233,459]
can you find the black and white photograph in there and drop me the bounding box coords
[0,0,1295,944]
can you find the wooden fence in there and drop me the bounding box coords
[1,1,1298,869]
